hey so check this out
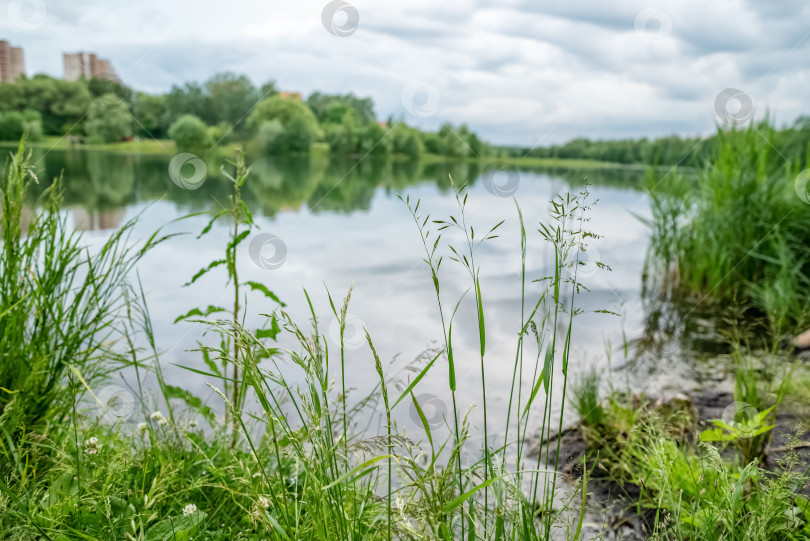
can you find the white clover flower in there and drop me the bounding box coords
[84,437,101,455]
[189,419,198,428]
[183,503,197,516]
[150,411,164,422]
[137,422,148,434]
[158,417,169,427]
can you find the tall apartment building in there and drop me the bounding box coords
[63,52,118,81]
[0,40,25,82]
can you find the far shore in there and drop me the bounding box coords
[0,136,639,170]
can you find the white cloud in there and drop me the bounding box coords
[0,0,807,144]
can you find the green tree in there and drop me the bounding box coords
[257,119,285,154]
[323,108,362,154]
[421,132,440,155]
[84,94,132,143]
[165,82,210,125]
[88,76,131,103]
[260,80,279,98]
[19,76,91,135]
[168,114,211,150]
[467,132,483,157]
[0,112,25,140]
[205,72,258,132]
[307,92,375,125]
[437,124,466,158]
[0,81,25,112]
[391,123,423,159]
[248,95,321,136]
[133,92,168,138]
[276,115,315,153]
[359,122,391,156]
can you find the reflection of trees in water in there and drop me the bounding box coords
[423,161,481,192]
[539,166,647,189]
[245,156,325,216]
[85,152,136,208]
[306,158,389,213]
[14,149,653,222]
[22,149,136,210]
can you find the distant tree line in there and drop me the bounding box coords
[0,72,490,159]
[496,117,810,169]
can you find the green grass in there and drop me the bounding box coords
[571,383,809,540]
[569,367,604,427]
[645,121,810,337]
[0,141,602,539]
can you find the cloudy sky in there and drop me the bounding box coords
[1,0,809,145]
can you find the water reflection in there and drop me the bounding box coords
[12,147,647,231]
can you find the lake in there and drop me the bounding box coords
[16,146,707,446]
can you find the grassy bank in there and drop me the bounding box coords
[645,121,810,338]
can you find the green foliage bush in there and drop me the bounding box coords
[168,114,211,150]
[248,96,320,135]
[0,110,43,141]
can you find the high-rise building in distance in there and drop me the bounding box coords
[63,52,118,81]
[0,40,25,82]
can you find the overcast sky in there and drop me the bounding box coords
[1,0,809,145]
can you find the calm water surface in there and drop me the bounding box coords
[20,147,700,444]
